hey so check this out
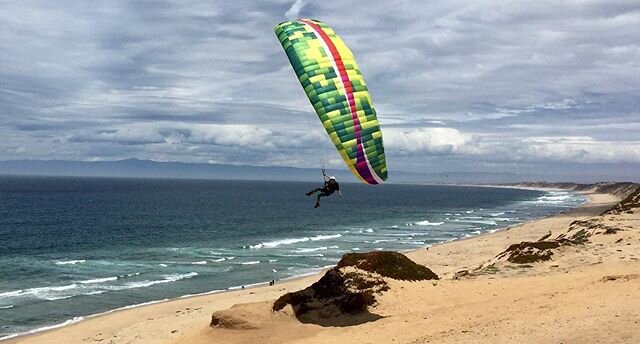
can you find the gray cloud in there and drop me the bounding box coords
[1,0,638,179]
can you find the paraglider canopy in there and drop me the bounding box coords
[274,19,388,185]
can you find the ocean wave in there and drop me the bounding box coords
[402,241,426,245]
[414,220,444,226]
[310,234,342,241]
[532,193,574,204]
[373,239,397,243]
[119,272,141,278]
[359,228,375,233]
[249,234,342,249]
[117,272,198,289]
[26,272,198,300]
[241,261,260,265]
[55,259,85,265]
[0,305,14,309]
[294,247,328,253]
[9,283,77,301]
[489,212,505,217]
[191,261,207,265]
[491,217,515,222]
[78,277,118,284]
[533,199,564,204]
[211,257,226,262]
[0,290,24,299]
[454,219,498,226]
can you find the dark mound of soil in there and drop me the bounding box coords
[272,268,386,318]
[272,251,438,321]
[336,251,439,281]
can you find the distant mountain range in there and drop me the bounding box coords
[0,159,530,184]
[2,159,638,184]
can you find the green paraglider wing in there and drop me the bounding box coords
[275,19,387,184]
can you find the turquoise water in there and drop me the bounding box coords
[0,177,585,339]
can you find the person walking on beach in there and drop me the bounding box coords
[306,173,342,208]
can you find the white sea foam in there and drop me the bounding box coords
[78,277,118,284]
[82,291,106,296]
[295,247,328,253]
[55,259,85,265]
[0,305,14,309]
[491,217,514,222]
[241,261,260,265]
[120,272,198,289]
[268,259,278,262]
[402,241,426,246]
[261,237,309,248]
[374,239,396,243]
[191,261,207,265]
[211,257,226,262]
[533,193,573,204]
[489,212,505,217]
[281,253,324,258]
[159,264,168,267]
[250,234,341,250]
[0,290,23,299]
[310,234,342,241]
[415,220,444,226]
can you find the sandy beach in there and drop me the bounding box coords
[6,188,639,344]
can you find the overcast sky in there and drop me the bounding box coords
[1,0,639,178]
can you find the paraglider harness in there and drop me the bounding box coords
[320,169,339,196]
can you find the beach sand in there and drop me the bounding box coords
[7,191,640,344]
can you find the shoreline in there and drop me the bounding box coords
[1,188,617,344]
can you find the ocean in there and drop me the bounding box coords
[0,176,586,339]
